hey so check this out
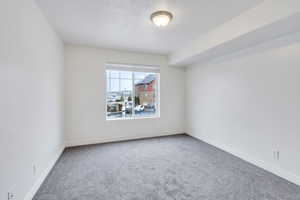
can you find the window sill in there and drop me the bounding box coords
[106,115,160,121]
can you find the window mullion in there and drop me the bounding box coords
[156,73,159,117]
[119,72,124,119]
[132,72,135,119]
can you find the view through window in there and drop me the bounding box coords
[106,68,159,120]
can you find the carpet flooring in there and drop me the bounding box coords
[34,134,300,200]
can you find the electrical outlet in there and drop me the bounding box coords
[273,150,280,160]
[8,192,15,200]
[8,186,16,200]
[33,164,37,175]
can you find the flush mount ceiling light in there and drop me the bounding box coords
[150,10,173,27]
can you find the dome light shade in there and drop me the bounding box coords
[151,11,173,27]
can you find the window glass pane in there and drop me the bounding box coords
[109,70,119,78]
[134,72,150,80]
[122,90,133,118]
[108,78,119,92]
[120,79,132,91]
[121,78,133,118]
[106,71,133,120]
[106,69,158,120]
[120,71,132,79]
[106,75,109,92]
[134,72,157,118]
[106,93,125,120]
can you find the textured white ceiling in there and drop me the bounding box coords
[36,0,263,55]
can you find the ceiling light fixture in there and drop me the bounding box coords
[150,10,173,27]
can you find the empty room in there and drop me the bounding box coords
[1,0,300,199]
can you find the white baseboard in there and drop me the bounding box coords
[188,133,300,186]
[24,146,65,200]
[65,132,184,147]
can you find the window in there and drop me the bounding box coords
[106,65,160,120]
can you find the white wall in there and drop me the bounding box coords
[185,33,300,185]
[64,45,185,146]
[0,0,64,199]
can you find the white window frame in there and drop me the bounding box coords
[105,63,160,120]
